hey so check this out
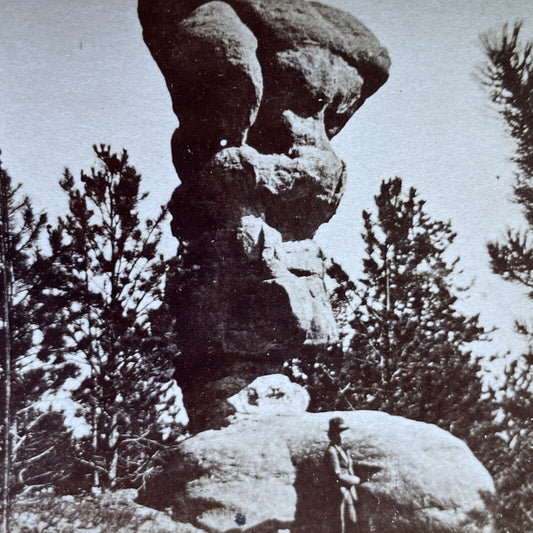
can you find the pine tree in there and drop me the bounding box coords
[478,22,533,532]
[0,157,76,529]
[45,145,183,489]
[329,178,492,444]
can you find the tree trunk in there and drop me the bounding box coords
[91,409,99,490]
[109,413,119,489]
[0,169,12,533]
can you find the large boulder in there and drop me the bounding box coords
[138,0,390,142]
[139,411,496,532]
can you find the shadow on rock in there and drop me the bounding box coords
[292,456,382,533]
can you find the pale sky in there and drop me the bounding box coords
[1,0,532,375]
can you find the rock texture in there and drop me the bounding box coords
[227,374,310,417]
[139,411,496,533]
[137,7,498,533]
[138,0,390,430]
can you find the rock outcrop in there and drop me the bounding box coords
[139,411,496,533]
[138,0,390,431]
[138,7,497,533]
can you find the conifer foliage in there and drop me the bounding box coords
[329,178,489,443]
[0,160,75,528]
[479,23,533,532]
[45,145,182,489]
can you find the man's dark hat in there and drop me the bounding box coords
[329,417,349,433]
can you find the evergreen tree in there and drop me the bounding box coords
[45,145,183,489]
[478,22,533,532]
[0,158,75,527]
[328,178,491,444]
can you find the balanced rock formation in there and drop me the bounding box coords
[139,0,390,430]
[139,411,496,533]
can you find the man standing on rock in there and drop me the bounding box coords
[325,417,361,533]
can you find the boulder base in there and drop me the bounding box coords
[139,411,496,533]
